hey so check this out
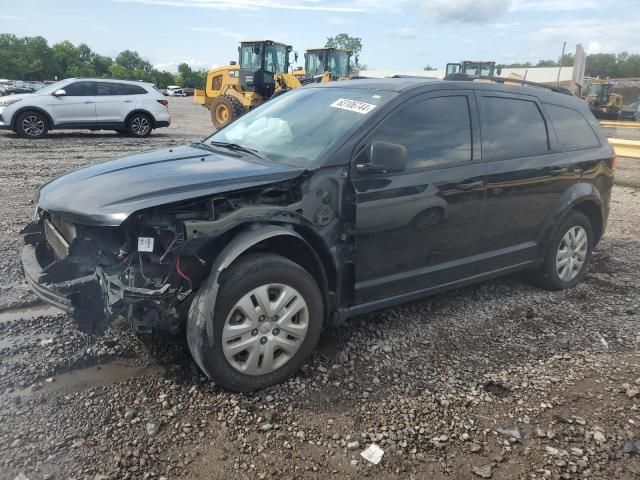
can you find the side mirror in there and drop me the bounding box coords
[357,141,407,174]
[53,89,66,97]
[496,67,502,76]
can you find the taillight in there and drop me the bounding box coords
[157,99,168,107]
[610,152,617,170]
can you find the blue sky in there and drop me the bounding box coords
[1,0,637,72]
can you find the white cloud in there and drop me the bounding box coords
[418,0,512,23]
[511,0,598,11]
[153,58,215,71]
[189,26,243,40]
[387,27,418,38]
[534,18,640,54]
[115,0,365,12]
[0,14,24,20]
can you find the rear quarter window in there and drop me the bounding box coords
[544,103,600,150]
[122,84,148,95]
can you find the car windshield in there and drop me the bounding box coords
[205,87,396,167]
[36,80,71,95]
[627,102,640,111]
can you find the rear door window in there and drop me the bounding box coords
[480,96,549,161]
[97,82,125,96]
[544,103,600,150]
[64,81,96,96]
[373,95,473,170]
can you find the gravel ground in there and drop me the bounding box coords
[1,98,640,480]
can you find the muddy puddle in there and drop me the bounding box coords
[0,304,64,324]
[6,359,164,398]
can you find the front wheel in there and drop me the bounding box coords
[127,113,152,138]
[15,111,49,139]
[187,254,323,392]
[534,211,593,290]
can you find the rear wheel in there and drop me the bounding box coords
[15,111,48,139]
[533,211,593,290]
[187,254,323,392]
[210,95,243,129]
[127,113,152,138]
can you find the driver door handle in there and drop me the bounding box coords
[84,101,94,104]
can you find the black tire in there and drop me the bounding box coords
[188,253,324,392]
[533,211,593,291]
[15,111,49,139]
[126,113,152,138]
[210,94,244,129]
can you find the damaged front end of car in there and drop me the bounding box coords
[22,178,308,334]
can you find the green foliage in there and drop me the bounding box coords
[0,34,207,88]
[325,33,366,72]
[502,51,640,78]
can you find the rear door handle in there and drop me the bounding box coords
[84,101,94,104]
[550,167,568,175]
[124,100,133,103]
[457,180,484,191]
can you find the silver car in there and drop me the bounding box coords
[0,78,171,139]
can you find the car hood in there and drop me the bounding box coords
[1,92,35,100]
[37,144,306,226]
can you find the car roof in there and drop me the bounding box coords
[63,78,154,86]
[311,77,584,107]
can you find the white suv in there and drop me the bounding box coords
[0,78,171,139]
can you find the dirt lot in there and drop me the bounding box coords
[1,97,640,480]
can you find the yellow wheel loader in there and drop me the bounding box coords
[196,40,302,129]
[303,47,352,82]
[445,61,499,78]
[583,81,623,120]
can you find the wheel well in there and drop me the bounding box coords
[572,200,603,244]
[243,235,332,314]
[11,107,53,129]
[125,110,155,128]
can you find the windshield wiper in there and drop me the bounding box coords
[207,141,266,160]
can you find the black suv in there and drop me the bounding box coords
[22,78,614,391]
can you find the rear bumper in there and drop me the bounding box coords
[155,120,170,128]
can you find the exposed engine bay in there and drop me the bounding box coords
[22,170,348,334]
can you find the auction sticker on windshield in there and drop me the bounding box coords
[330,98,377,114]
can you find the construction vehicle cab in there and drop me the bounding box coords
[196,40,303,129]
[304,48,351,81]
[584,81,623,119]
[239,40,292,99]
[445,61,498,78]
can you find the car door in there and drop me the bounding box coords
[95,82,135,124]
[352,90,486,305]
[52,81,97,126]
[475,92,575,271]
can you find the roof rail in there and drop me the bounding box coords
[444,73,574,96]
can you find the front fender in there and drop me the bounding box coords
[186,224,308,378]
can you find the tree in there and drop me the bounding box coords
[585,53,618,77]
[325,33,366,73]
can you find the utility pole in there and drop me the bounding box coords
[557,41,566,86]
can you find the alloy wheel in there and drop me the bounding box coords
[555,225,588,282]
[222,284,309,375]
[131,116,150,136]
[22,115,45,137]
